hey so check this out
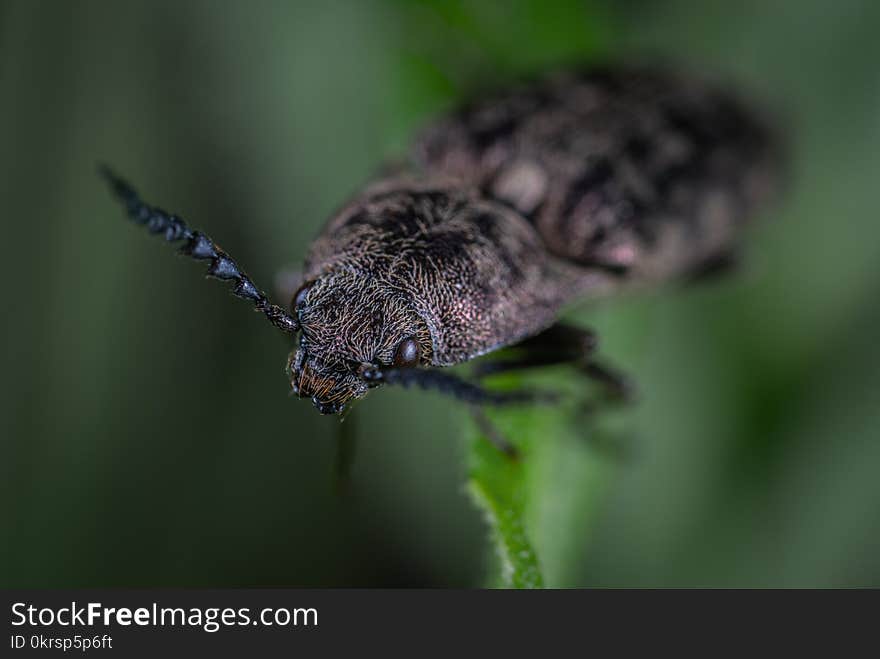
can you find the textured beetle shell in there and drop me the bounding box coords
[291,67,779,408]
[413,67,778,280]
[301,178,611,367]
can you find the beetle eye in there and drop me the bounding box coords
[392,337,420,369]
[293,282,312,310]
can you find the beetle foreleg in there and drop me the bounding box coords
[470,407,519,458]
[684,246,743,284]
[370,367,558,407]
[474,323,635,404]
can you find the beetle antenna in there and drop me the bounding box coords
[99,165,299,335]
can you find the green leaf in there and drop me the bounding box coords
[464,304,650,588]
[465,367,621,588]
[468,477,544,589]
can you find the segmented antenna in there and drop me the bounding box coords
[99,165,299,335]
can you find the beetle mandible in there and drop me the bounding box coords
[101,67,779,426]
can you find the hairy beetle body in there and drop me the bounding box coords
[103,66,780,418]
[301,179,608,363]
[414,67,778,280]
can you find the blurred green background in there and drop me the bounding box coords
[2,0,879,587]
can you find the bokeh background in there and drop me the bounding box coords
[2,0,879,587]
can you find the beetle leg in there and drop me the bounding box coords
[470,407,519,459]
[474,323,598,378]
[474,323,634,403]
[373,367,558,407]
[684,245,742,283]
[579,360,634,405]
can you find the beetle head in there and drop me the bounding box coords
[287,270,431,414]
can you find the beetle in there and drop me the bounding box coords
[101,66,779,439]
